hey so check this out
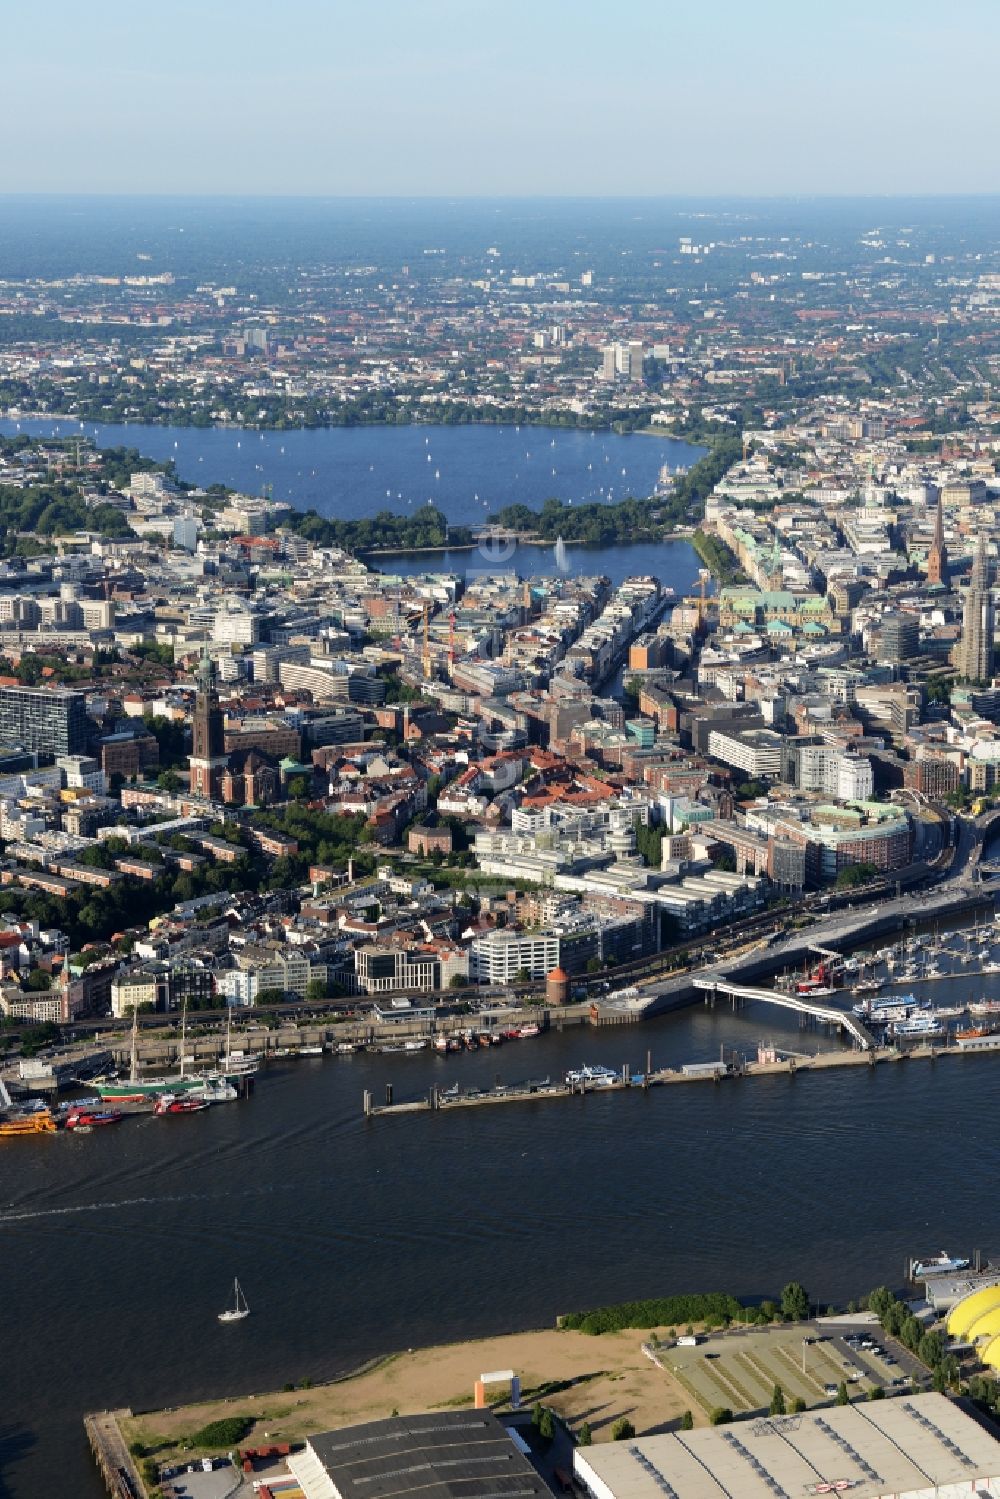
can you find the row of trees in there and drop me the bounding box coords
[691,528,744,586]
[562,1283,811,1337]
[562,1292,744,1336]
[868,1285,958,1391]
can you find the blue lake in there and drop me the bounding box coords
[372,537,706,594]
[0,417,702,526]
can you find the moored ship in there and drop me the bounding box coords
[154,1094,210,1115]
[912,1250,970,1279]
[888,1013,945,1040]
[64,1107,122,1130]
[0,1111,57,1136]
[565,1064,617,1087]
[94,1075,214,1104]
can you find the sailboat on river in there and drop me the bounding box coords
[218,1278,250,1323]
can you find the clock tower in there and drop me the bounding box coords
[188,649,227,800]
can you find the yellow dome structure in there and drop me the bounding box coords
[966,1307,1000,1344]
[981,1335,1000,1372]
[947,1286,1000,1340]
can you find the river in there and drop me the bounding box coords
[2,982,1000,1499]
[0,418,701,527]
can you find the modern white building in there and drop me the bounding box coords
[56,754,107,796]
[837,754,874,801]
[795,743,874,801]
[707,727,784,779]
[470,930,560,984]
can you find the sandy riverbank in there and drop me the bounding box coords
[121,1326,698,1461]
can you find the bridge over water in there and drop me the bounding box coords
[692,975,876,1051]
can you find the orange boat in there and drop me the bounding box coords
[0,1113,56,1137]
[956,1026,998,1041]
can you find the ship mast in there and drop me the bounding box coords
[129,1002,139,1084]
[180,997,188,1079]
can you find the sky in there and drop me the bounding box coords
[4,0,999,197]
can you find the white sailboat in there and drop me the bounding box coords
[218,1278,250,1323]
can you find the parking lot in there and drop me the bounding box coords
[663,1321,926,1418]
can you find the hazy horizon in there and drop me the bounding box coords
[4,0,999,198]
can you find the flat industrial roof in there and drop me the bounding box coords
[574,1393,1000,1499]
[290,1410,547,1499]
[925,1271,1000,1311]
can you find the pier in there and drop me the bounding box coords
[85,1409,144,1498]
[363,1039,988,1118]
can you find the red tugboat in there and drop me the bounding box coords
[154,1094,210,1115]
[64,1107,123,1131]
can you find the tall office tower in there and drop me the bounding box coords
[955,536,995,684]
[188,651,228,799]
[600,345,617,381]
[927,493,948,585]
[627,340,644,382]
[0,686,87,757]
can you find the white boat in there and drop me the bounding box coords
[219,1014,262,1077]
[912,1251,970,1279]
[218,1278,250,1323]
[195,1079,239,1104]
[565,1064,618,1087]
[219,1050,261,1077]
[889,1015,945,1040]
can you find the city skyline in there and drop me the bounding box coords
[4,0,1000,197]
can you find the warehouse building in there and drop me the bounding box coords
[288,1410,548,1499]
[573,1393,1000,1499]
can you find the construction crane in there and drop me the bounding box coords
[422,600,432,680]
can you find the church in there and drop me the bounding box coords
[188,653,279,807]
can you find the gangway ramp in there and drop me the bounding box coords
[693,974,875,1050]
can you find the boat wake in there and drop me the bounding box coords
[0,1190,224,1225]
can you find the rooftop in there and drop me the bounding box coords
[573,1394,1000,1499]
[290,1410,547,1499]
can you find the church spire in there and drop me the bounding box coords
[927,493,947,586]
